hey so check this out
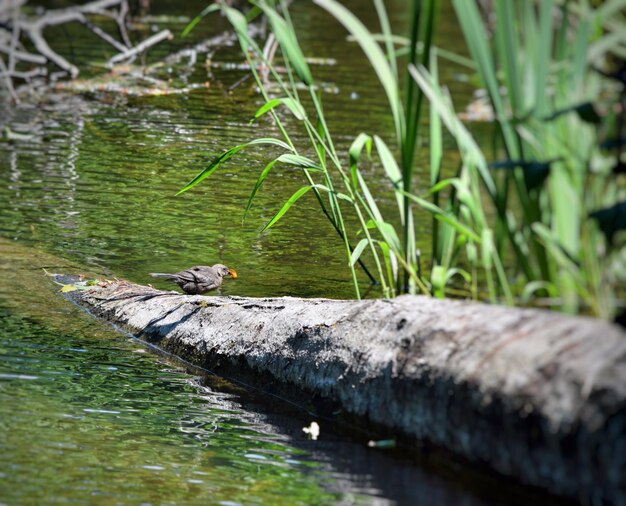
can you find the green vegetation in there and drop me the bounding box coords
[427,0,626,319]
[181,0,625,319]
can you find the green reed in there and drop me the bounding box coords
[179,0,441,299]
[180,0,624,318]
[410,0,625,317]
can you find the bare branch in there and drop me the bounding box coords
[116,0,132,48]
[0,0,141,91]
[0,67,47,79]
[82,17,128,52]
[24,23,80,78]
[107,29,173,67]
[0,55,19,102]
[0,46,47,65]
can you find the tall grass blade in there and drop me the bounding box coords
[376,240,396,294]
[253,97,307,121]
[373,0,397,78]
[480,229,497,303]
[520,281,558,306]
[408,64,497,196]
[535,0,554,117]
[310,184,353,203]
[357,171,384,223]
[431,265,471,298]
[177,138,291,195]
[374,136,405,223]
[588,30,626,62]
[495,0,522,117]
[428,56,443,188]
[313,0,404,143]
[181,4,220,38]
[350,238,369,267]
[428,52,443,265]
[244,159,278,220]
[571,18,589,88]
[276,154,322,169]
[531,223,585,281]
[255,1,313,85]
[349,133,373,189]
[406,193,481,243]
[223,6,251,52]
[374,220,402,253]
[261,186,312,231]
[451,0,519,158]
[596,0,626,21]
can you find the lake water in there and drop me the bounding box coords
[0,1,557,504]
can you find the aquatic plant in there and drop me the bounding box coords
[180,0,442,299]
[410,0,626,317]
[180,0,625,318]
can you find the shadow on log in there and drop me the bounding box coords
[62,279,626,505]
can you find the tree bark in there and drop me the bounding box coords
[64,279,626,504]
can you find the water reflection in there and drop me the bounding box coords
[0,1,562,504]
[0,306,561,506]
[0,309,472,505]
[0,311,319,504]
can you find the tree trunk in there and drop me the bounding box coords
[64,279,626,504]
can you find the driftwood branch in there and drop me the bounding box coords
[63,278,626,505]
[21,18,81,78]
[0,0,174,99]
[107,29,173,67]
[82,18,128,53]
[0,55,17,101]
[1,0,130,84]
[0,43,47,65]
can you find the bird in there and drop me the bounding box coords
[149,264,237,295]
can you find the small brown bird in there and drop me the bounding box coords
[150,264,237,295]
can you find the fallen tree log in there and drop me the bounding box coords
[63,279,626,504]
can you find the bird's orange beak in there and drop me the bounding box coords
[228,268,238,279]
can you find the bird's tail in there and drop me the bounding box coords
[149,273,177,280]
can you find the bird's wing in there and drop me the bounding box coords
[173,267,214,284]
[179,280,220,294]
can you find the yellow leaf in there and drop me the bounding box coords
[61,284,78,293]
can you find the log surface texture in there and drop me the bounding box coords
[67,281,626,504]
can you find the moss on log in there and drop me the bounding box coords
[64,280,626,504]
